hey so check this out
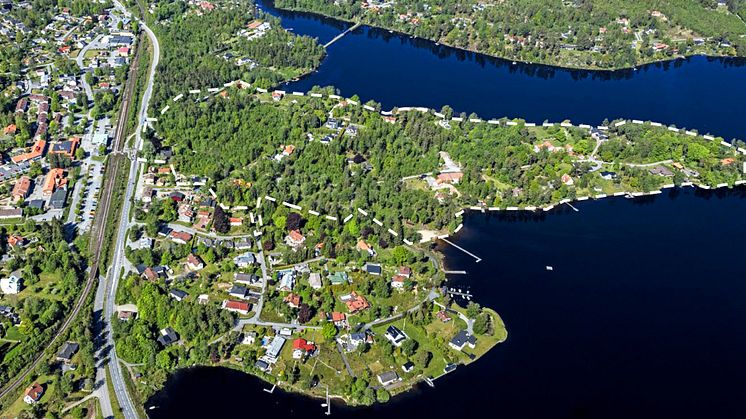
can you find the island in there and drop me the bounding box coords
[275,0,746,70]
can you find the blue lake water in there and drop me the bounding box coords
[259,0,746,140]
[149,3,746,418]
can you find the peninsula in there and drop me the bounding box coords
[0,0,745,416]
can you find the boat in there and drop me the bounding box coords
[546,266,553,271]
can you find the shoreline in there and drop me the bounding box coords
[269,3,740,73]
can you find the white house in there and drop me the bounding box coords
[0,270,22,294]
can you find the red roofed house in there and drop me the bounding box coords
[391,274,407,289]
[222,299,251,315]
[284,293,301,308]
[398,266,412,278]
[292,338,316,358]
[229,217,243,226]
[330,311,347,327]
[285,229,306,249]
[4,124,16,135]
[24,383,43,404]
[283,144,295,155]
[169,231,193,244]
[186,254,204,271]
[344,291,370,313]
[8,234,25,248]
[117,46,130,56]
[436,172,463,185]
[561,174,574,186]
[11,176,31,202]
[356,239,375,256]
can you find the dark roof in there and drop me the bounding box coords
[229,285,247,296]
[50,187,67,209]
[386,325,406,342]
[57,341,79,361]
[450,330,476,348]
[157,327,179,346]
[364,263,382,275]
[170,289,187,300]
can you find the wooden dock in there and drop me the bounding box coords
[324,22,362,48]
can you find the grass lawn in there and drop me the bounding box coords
[1,375,56,419]
[3,326,23,342]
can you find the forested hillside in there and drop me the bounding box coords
[276,0,746,69]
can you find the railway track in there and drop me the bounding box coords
[0,31,144,403]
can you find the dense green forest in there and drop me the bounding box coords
[276,0,746,69]
[149,86,745,253]
[149,0,325,110]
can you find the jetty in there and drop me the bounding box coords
[324,22,362,48]
[441,238,482,263]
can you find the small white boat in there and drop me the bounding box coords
[546,266,553,271]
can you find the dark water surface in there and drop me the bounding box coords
[258,0,746,140]
[149,3,746,418]
[150,189,746,419]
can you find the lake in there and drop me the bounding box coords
[148,3,746,418]
[258,0,746,141]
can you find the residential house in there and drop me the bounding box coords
[308,272,322,289]
[7,235,25,248]
[234,239,252,251]
[11,176,31,202]
[233,251,256,268]
[377,371,400,386]
[363,262,382,276]
[449,330,477,351]
[169,231,193,244]
[341,291,369,313]
[23,383,43,404]
[264,336,286,363]
[357,240,376,256]
[285,229,306,249]
[234,272,261,287]
[186,254,204,271]
[284,293,301,308]
[229,217,243,227]
[56,342,79,363]
[561,174,574,186]
[384,325,408,347]
[436,172,463,185]
[242,331,257,345]
[229,285,248,299]
[292,338,316,359]
[328,271,349,285]
[402,361,415,373]
[169,289,187,302]
[391,274,406,289]
[0,270,22,294]
[222,299,251,315]
[649,166,674,177]
[157,327,179,346]
[329,311,347,327]
[277,270,295,291]
[118,310,135,321]
[436,310,451,323]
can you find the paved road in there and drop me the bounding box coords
[96,2,161,418]
[76,34,101,101]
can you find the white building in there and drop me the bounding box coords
[0,270,22,294]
